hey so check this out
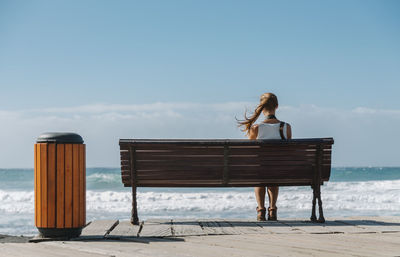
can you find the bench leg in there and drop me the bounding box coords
[310,184,325,223]
[317,188,325,223]
[311,185,317,222]
[131,186,139,225]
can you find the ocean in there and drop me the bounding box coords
[0,167,399,236]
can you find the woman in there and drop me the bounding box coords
[238,93,292,221]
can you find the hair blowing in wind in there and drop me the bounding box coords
[237,93,278,135]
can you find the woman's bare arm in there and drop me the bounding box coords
[286,123,292,139]
[248,124,259,140]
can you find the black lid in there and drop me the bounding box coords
[36,132,84,144]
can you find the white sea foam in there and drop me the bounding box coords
[87,173,120,182]
[1,180,400,235]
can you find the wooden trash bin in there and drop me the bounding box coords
[34,132,86,238]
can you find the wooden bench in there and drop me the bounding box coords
[119,138,334,224]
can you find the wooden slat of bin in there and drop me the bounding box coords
[79,144,85,227]
[56,144,65,228]
[65,144,73,228]
[73,144,80,227]
[34,144,40,227]
[47,144,56,228]
[40,143,48,227]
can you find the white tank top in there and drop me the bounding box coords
[256,123,288,139]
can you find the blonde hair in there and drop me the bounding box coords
[237,93,278,134]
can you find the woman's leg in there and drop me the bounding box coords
[255,186,266,221]
[254,186,266,209]
[267,186,279,209]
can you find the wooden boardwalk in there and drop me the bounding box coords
[1,217,400,256]
[80,216,400,239]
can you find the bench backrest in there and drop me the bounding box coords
[119,138,334,187]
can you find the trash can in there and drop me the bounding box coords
[34,132,86,238]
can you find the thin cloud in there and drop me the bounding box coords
[0,102,399,168]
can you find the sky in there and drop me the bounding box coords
[0,0,399,168]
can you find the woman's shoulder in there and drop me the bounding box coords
[250,124,259,133]
[248,124,259,139]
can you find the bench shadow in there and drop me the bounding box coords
[74,236,185,244]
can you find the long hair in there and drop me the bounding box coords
[237,93,278,135]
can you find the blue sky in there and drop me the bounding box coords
[0,0,399,167]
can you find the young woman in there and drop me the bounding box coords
[238,93,292,221]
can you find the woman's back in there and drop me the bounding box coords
[256,123,288,140]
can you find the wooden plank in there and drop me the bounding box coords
[137,175,222,181]
[229,150,317,156]
[120,160,130,166]
[134,145,225,150]
[47,143,56,228]
[171,219,207,236]
[137,166,224,172]
[229,148,316,155]
[40,143,48,227]
[198,219,240,235]
[136,147,224,153]
[107,220,141,238]
[121,170,131,175]
[136,160,224,168]
[259,220,306,234]
[72,144,80,227]
[34,144,39,227]
[229,169,314,175]
[56,144,65,228]
[220,219,268,235]
[229,159,315,165]
[121,170,131,176]
[137,171,222,178]
[136,158,225,164]
[228,174,314,180]
[64,144,73,228]
[80,220,119,239]
[139,219,173,237]
[137,180,223,184]
[229,165,314,171]
[83,144,86,227]
[136,153,224,160]
[79,144,86,227]
[120,151,130,159]
[229,155,317,161]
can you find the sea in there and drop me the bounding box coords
[0,167,399,236]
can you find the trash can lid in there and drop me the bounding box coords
[36,132,84,144]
